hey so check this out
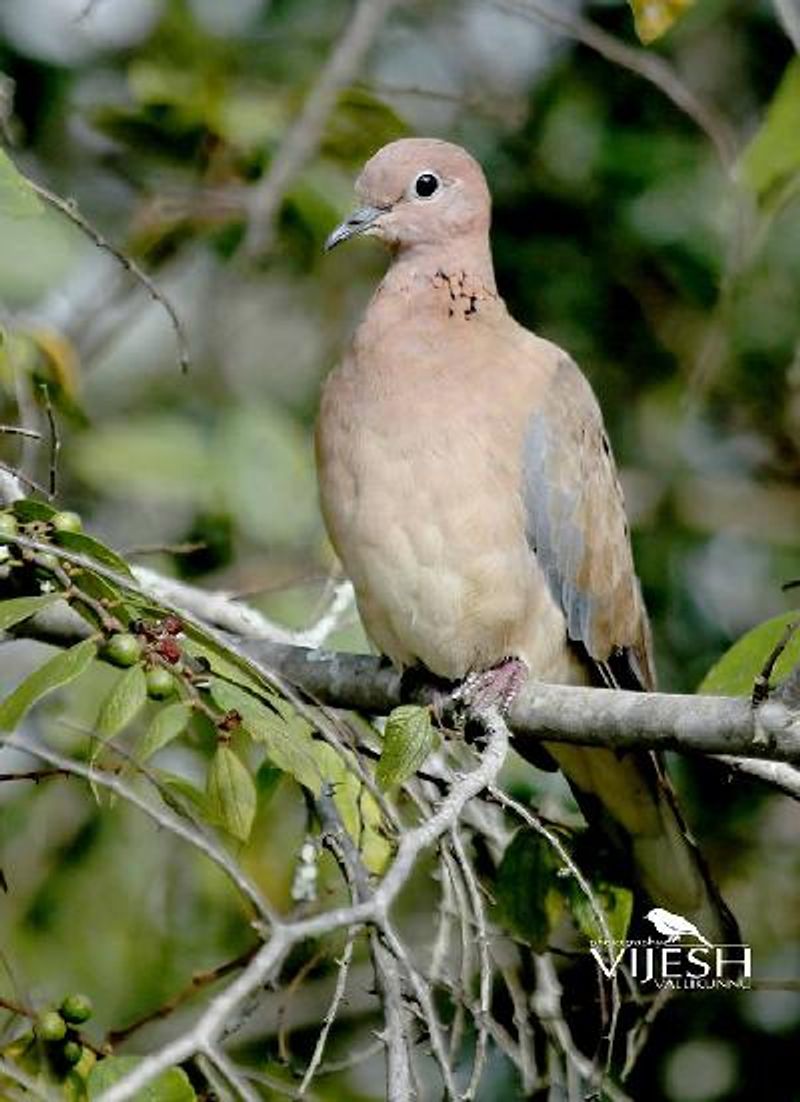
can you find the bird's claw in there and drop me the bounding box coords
[452,656,529,720]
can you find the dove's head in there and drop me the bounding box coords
[325,138,492,254]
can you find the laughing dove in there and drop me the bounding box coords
[317,138,735,940]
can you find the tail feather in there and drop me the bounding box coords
[538,742,739,944]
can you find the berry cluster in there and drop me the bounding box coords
[34,993,94,1075]
[103,616,186,699]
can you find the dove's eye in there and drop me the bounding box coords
[413,172,440,199]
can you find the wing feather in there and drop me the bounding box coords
[522,355,654,689]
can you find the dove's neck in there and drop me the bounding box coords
[379,235,498,301]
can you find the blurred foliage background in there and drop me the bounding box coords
[0,0,799,1099]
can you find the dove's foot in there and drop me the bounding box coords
[453,656,529,718]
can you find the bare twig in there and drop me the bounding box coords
[36,385,59,499]
[751,618,799,706]
[132,564,353,648]
[0,426,40,440]
[0,769,72,783]
[26,180,190,374]
[298,930,357,1095]
[317,786,415,1100]
[621,988,672,1082]
[244,0,399,256]
[450,826,490,1100]
[94,712,509,1102]
[533,954,637,1102]
[0,460,49,498]
[108,945,259,1047]
[488,785,622,1080]
[716,756,800,800]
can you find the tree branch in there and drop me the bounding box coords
[91,712,510,1102]
[8,588,800,771]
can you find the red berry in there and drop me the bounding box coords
[156,637,182,664]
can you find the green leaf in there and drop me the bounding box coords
[628,0,694,44]
[698,611,800,696]
[137,702,192,761]
[741,59,800,202]
[0,593,63,631]
[53,529,134,578]
[494,829,565,952]
[156,770,218,823]
[0,150,43,219]
[11,497,57,522]
[208,678,320,792]
[0,638,96,730]
[360,788,392,875]
[96,665,147,738]
[565,879,634,945]
[88,1056,196,1101]
[182,629,268,694]
[207,745,257,841]
[376,705,436,791]
[256,759,284,805]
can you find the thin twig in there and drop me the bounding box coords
[751,618,799,706]
[0,769,72,783]
[94,712,508,1102]
[107,945,259,1047]
[26,180,190,374]
[0,426,40,440]
[0,461,49,498]
[37,384,59,498]
[621,988,671,1082]
[450,825,491,1100]
[298,930,357,1096]
[488,786,622,1085]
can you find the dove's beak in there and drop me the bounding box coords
[324,205,387,252]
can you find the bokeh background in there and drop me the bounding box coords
[1,0,799,1099]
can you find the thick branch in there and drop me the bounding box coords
[9,597,800,768]
[237,640,800,767]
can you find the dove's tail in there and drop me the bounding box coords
[541,743,739,945]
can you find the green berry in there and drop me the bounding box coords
[35,1010,67,1042]
[0,513,18,541]
[62,1040,83,1066]
[146,667,176,700]
[60,993,93,1024]
[52,511,82,533]
[103,633,142,668]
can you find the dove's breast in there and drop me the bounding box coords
[316,303,581,682]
